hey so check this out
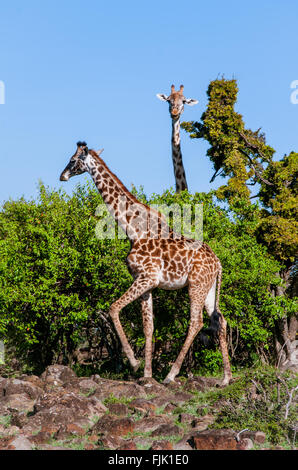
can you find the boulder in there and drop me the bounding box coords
[134,415,172,434]
[190,429,237,450]
[150,440,174,450]
[41,365,77,386]
[92,415,135,437]
[128,398,156,414]
[93,380,147,401]
[237,437,254,450]
[117,440,138,450]
[0,393,35,414]
[151,423,183,437]
[106,402,128,416]
[4,378,43,399]
[7,434,33,450]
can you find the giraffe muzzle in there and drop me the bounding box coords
[60,170,70,181]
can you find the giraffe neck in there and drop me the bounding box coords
[86,151,170,242]
[171,118,188,193]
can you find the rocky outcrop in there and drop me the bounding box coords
[0,365,278,450]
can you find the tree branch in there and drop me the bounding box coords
[210,168,225,183]
[238,148,273,186]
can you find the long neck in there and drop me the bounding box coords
[86,151,170,242]
[171,118,188,192]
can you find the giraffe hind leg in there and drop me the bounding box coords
[163,283,206,384]
[204,279,232,385]
[141,292,154,378]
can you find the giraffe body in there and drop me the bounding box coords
[157,85,198,193]
[60,142,232,385]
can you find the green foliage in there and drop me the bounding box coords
[0,181,134,373]
[211,366,298,445]
[181,78,275,203]
[0,181,293,376]
[258,151,298,262]
[182,78,297,268]
[182,78,297,369]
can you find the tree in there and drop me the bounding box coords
[182,78,298,370]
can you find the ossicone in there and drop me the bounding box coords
[76,141,87,148]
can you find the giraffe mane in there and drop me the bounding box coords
[88,149,168,225]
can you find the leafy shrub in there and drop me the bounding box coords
[0,182,290,376]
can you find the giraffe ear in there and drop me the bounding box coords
[156,93,169,102]
[96,148,104,156]
[184,98,198,106]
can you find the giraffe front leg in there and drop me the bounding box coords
[109,276,157,373]
[141,292,154,378]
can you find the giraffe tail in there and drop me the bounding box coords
[199,265,222,346]
[215,263,222,312]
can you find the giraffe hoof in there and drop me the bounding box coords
[163,376,174,385]
[221,376,233,387]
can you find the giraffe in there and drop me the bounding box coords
[157,84,198,193]
[60,141,232,385]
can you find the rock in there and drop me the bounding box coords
[179,413,195,424]
[134,416,171,434]
[84,443,96,450]
[28,430,53,445]
[172,391,193,403]
[239,430,266,444]
[184,376,219,393]
[106,403,128,416]
[7,434,33,450]
[151,423,183,437]
[3,425,21,436]
[0,393,35,414]
[20,374,44,390]
[41,365,77,386]
[150,440,174,450]
[137,377,169,396]
[191,414,215,431]
[236,438,254,450]
[4,378,43,399]
[35,444,74,450]
[33,390,107,420]
[254,431,266,444]
[163,403,177,413]
[117,440,138,450]
[77,378,98,394]
[190,429,237,450]
[0,377,8,396]
[0,436,13,450]
[128,398,156,414]
[97,434,125,450]
[93,415,135,437]
[173,437,193,451]
[61,422,87,437]
[150,396,174,408]
[92,379,147,401]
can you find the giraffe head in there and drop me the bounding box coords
[156,84,198,119]
[60,141,104,181]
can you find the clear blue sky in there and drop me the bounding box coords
[1,0,297,203]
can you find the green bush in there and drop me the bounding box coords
[0,182,289,377]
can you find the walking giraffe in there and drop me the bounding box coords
[157,85,198,193]
[60,141,232,385]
